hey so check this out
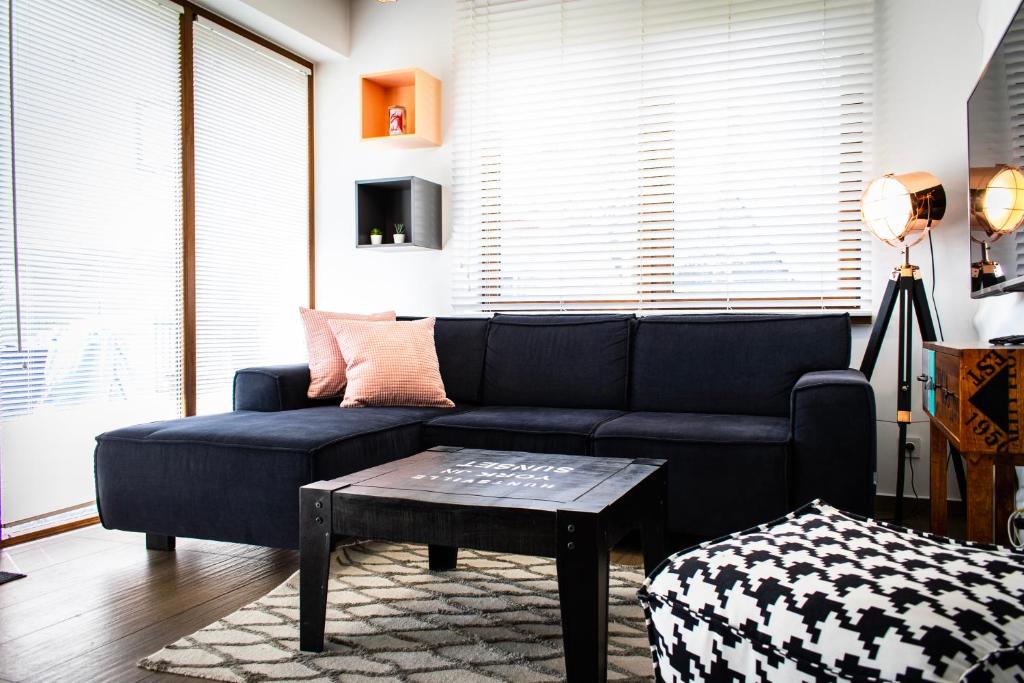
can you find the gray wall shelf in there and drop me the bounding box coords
[355,176,442,250]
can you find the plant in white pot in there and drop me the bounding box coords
[369,228,383,245]
[393,223,406,244]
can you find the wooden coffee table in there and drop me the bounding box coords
[298,446,667,682]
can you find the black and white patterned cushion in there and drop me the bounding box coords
[638,500,1024,682]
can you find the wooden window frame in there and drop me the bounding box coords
[171,0,315,416]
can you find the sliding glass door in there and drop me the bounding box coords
[0,0,313,540]
[193,18,310,414]
[0,0,183,530]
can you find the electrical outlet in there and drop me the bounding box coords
[905,437,922,459]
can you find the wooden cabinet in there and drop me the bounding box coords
[923,342,1023,544]
[360,68,441,147]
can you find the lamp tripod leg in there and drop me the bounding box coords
[896,421,908,525]
[910,274,937,343]
[860,274,901,380]
[893,271,915,525]
[860,265,948,525]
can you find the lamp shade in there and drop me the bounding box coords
[970,165,1024,237]
[860,172,946,248]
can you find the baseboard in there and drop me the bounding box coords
[0,516,100,548]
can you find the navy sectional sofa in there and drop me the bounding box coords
[94,313,876,550]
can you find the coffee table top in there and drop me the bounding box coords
[324,446,666,514]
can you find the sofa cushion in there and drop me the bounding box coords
[330,318,455,408]
[630,313,851,417]
[95,406,456,548]
[423,406,624,455]
[483,314,632,409]
[300,307,396,399]
[433,317,489,404]
[592,411,790,537]
[400,316,489,405]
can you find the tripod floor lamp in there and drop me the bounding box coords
[858,172,946,525]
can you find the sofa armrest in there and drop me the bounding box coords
[790,369,876,515]
[233,364,337,412]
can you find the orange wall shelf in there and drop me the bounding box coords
[360,68,441,148]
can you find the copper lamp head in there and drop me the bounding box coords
[860,172,946,249]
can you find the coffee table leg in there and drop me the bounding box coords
[299,483,335,652]
[642,467,668,577]
[428,544,458,570]
[556,510,608,682]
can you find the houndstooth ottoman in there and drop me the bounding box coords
[638,500,1024,682]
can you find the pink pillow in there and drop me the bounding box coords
[299,307,396,398]
[328,317,454,408]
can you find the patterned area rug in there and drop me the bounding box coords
[140,541,655,682]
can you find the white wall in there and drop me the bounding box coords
[861,0,984,500]
[194,0,350,61]
[313,0,456,316]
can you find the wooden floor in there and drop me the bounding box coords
[0,503,964,683]
[0,526,298,683]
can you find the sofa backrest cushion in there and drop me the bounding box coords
[630,313,851,417]
[400,316,490,404]
[434,317,490,404]
[482,314,632,409]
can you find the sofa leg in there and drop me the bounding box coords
[146,533,176,551]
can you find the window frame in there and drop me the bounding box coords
[171,0,315,416]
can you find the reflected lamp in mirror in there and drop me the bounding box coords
[969,164,1024,291]
[861,172,946,250]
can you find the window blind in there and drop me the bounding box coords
[0,0,183,523]
[193,17,310,414]
[451,0,874,313]
[1009,23,1024,277]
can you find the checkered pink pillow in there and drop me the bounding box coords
[299,307,396,399]
[328,317,454,408]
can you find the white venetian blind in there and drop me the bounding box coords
[192,18,310,414]
[0,0,183,523]
[451,0,873,313]
[1009,21,1024,277]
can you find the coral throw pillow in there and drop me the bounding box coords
[300,307,395,398]
[328,317,454,408]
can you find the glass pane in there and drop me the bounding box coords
[0,0,183,529]
[192,20,309,415]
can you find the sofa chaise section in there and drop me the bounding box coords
[95,317,492,549]
[94,405,458,549]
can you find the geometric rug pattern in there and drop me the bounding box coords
[140,541,654,682]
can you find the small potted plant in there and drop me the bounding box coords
[393,223,406,244]
[369,228,382,245]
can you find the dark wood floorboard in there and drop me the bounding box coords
[0,525,297,683]
[0,500,970,683]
